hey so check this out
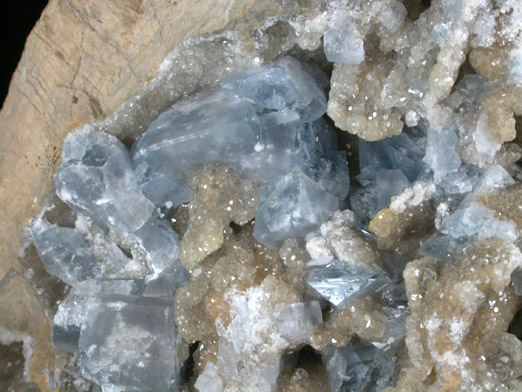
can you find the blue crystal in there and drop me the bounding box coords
[30,220,99,287]
[376,281,410,353]
[78,295,184,391]
[253,154,349,248]
[437,164,481,195]
[132,90,261,207]
[419,233,470,261]
[375,169,410,210]
[322,344,395,392]
[56,129,154,232]
[423,126,461,183]
[350,184,379,229]
[135,217,188,297]
[239,117,338,181]
[305,259,390,309]
[301,151,350,200]
[221,56,327,123]
[53,280,142,352]
[358,127,426,183]
[444,202,495,238]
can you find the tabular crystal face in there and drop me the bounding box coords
[31,220,100,287]
[78,295,183,392]
[253,165,341,249]
[239,117,338,181]
[132,90,261,208]
[358,129,426,184]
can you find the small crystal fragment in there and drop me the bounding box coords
[423,126,461,183]
[305,259,390,309]
[323,29,365,65]
[322,343,395,392]
[271,301,323,344]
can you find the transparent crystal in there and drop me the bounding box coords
[78,295,184,391]
[358,127,426,183]
[375,169,410,210]
[423,126,461,183]
[239,117,338,181]
[132,90,261,207]
[221,56,327,123]
[53,280,142,352]
[305,259,390,309]
[56,128,154,232]
[271,301,323,344]
[253,157,347,248]
[30,220,99,287]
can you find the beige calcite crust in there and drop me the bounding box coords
[387,238,522,392]
[175,227,315,390]
[369,182,435,256]
[312,295,388,350]
[306,209,380,267]
[179,162,262,270]
[477,183,522,230]
[326,0,522,160]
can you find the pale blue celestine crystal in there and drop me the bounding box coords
[30,220,99,287]
[52,279,142,352]
[305,259,390,309]
[221,56,327,123]
[31,217,148,286]
[375,169,410,211]
[423,126,461,183]
[322,343,396,392]
[271,301,323,344]
[351,126,427,226]
[132,90,261,207]
[253,154,349,249]
[238,117,338,181]
[132,56,330,208]
[56,128,155,233]
[78,295,184,392]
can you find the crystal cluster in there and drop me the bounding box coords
[133,56,349,250]
[23,0,522,390]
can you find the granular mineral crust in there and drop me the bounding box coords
[388,239,522,392]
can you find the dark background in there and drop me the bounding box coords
[0,0,48,108]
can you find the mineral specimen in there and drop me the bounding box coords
[17,0,522,391]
